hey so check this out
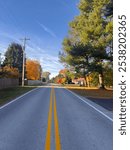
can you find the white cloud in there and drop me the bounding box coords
[0,32,64,78]
[0,32,21,43]
[39,54,64,77]
[37,21,57,38]
[0,44,7,53]
[24,42,64,78]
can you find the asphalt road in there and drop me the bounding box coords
[0,87,113,150]
[88,97,113,111]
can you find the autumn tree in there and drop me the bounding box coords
[26,59,42,80]
[59,69,75,84]
[0,66,19,78]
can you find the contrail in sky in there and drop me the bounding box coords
[37,21,57,38]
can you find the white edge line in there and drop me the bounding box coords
[0,87,39,110]
[65,88,113,122]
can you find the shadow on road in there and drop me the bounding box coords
[87,97,113,111]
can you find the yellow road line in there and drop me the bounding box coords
[53,88,61,150]
[44,88,61,150]
[45,88,53,150]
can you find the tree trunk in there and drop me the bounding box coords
[98,73,105,89]
[82,74,87,87]
[86,76,90,87]
[83,77,87,87]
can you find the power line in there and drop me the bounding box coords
[20,38,30,87]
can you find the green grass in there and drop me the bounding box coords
[0,86,36,106]
[69,89,113,99]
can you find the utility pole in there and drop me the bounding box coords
[21,38,30,87]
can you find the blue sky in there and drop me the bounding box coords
[0,0,79,78]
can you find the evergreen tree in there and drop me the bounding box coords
[3,43,23,74]
[60,0,113,88]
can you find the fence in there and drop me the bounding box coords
[0,78,19,90]
[27,80,43,86]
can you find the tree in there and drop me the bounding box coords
[60,0,113,88]
[102,0,113,18]
[103,62,113,87]
[59,69,75,84]
[0,66,19,78]
[42,72,50,82]
[42,77,46,82]
[88,72,99,87]
[26,59,42,80]
[59,40,89,86]
[3,43,23,74]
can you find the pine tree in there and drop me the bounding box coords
[60,0,113,88]
[3,43,23,74]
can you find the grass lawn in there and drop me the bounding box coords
[0,86,36,106]
[68,88,113,99]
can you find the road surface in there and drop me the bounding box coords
[0,87,113,150]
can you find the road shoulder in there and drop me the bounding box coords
[65,88,113,122]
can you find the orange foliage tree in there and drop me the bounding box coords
[26,59,42,80]
[0,66,19,78]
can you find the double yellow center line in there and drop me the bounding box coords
[45,88,61,150]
